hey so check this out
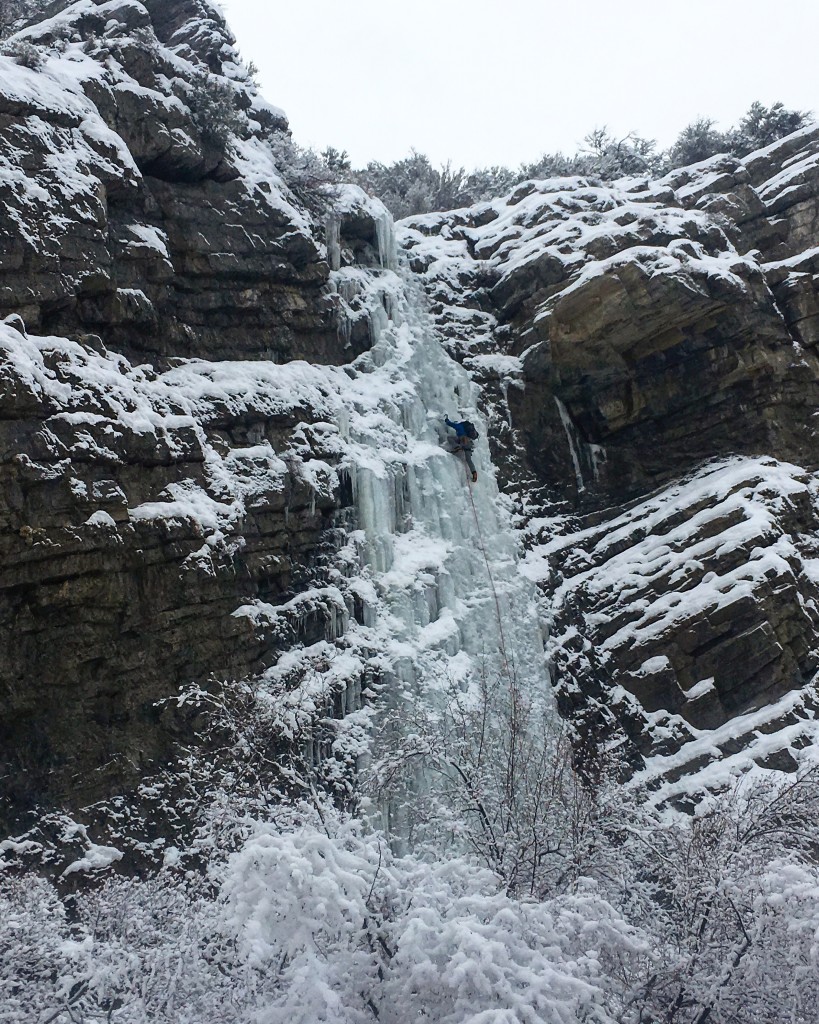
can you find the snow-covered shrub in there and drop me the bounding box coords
[216,815,646,1024]
[0,36,42,66]
[185,72,245,148]
[665,102,812,170]
[191,655,371,798]
[1,869,239,1023]
[729,99,812,154]
[666,116,731,167]
[219,821,386,1021]
[0,876,70,1020]
[592,767,819,1023]
[576,126,659,178]
[380,861,644,1024]
[266,130,344,212]
[367,665,599,899]
[353,151,482,218]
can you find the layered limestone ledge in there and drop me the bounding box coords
[0,323,352,824]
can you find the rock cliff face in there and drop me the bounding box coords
[0,0,393,829]
[401,140,819,503]
[0,0,371,364]
[0,322,356,820]
[3,0,819,837]
[400,128,819,798]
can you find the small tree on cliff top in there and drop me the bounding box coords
[730,99,812,153]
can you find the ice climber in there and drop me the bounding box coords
[444,416,478,482]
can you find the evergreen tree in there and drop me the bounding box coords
[577,126,660,178]
[666,116,730,167]
[665,102,812,171]
[729,100,812,154]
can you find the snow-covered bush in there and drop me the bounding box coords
[216,813,648,1024]
[4,740,819,1022]
[1,876,70,1021]
[367,665,599,900]
[666,102,811,168]
[729,99,812,154]
[1,869,240,1023]
[592,767,819,1022]
[354,151,470,218]
[219,821,385,1021]
[352,151,518,218]
[0,35,42,66]
[666,116,731,167]
[266,130,344,212]
[379,861,644,1024]
[185,72,245,148]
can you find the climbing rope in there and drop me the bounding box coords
[461,456,516,686]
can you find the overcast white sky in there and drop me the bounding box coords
[221,0,817,170]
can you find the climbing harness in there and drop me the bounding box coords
[462,458,516,686]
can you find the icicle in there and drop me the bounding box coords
[326,212,341,271]
[499,380,513,429]
[375,208,397,270]
[337,309,352,350]
[354,467,396,574]
[555,396,586,493]
[590,443,607,481]
[367,302,390,351]
[384,288,400,325]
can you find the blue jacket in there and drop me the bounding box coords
[445,417,468,438]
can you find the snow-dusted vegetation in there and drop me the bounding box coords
[5,739,819,1021]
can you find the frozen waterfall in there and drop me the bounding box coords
[328,207,553,842]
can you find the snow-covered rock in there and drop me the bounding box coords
[0,319,353,815]
[0,0,348,363]
[525,457,819,796]
[4,0,819,840]
[404,127,819,795]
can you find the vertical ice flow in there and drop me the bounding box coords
[329,202,552,842]
[326,212,341,271]
[556,396,586,493]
